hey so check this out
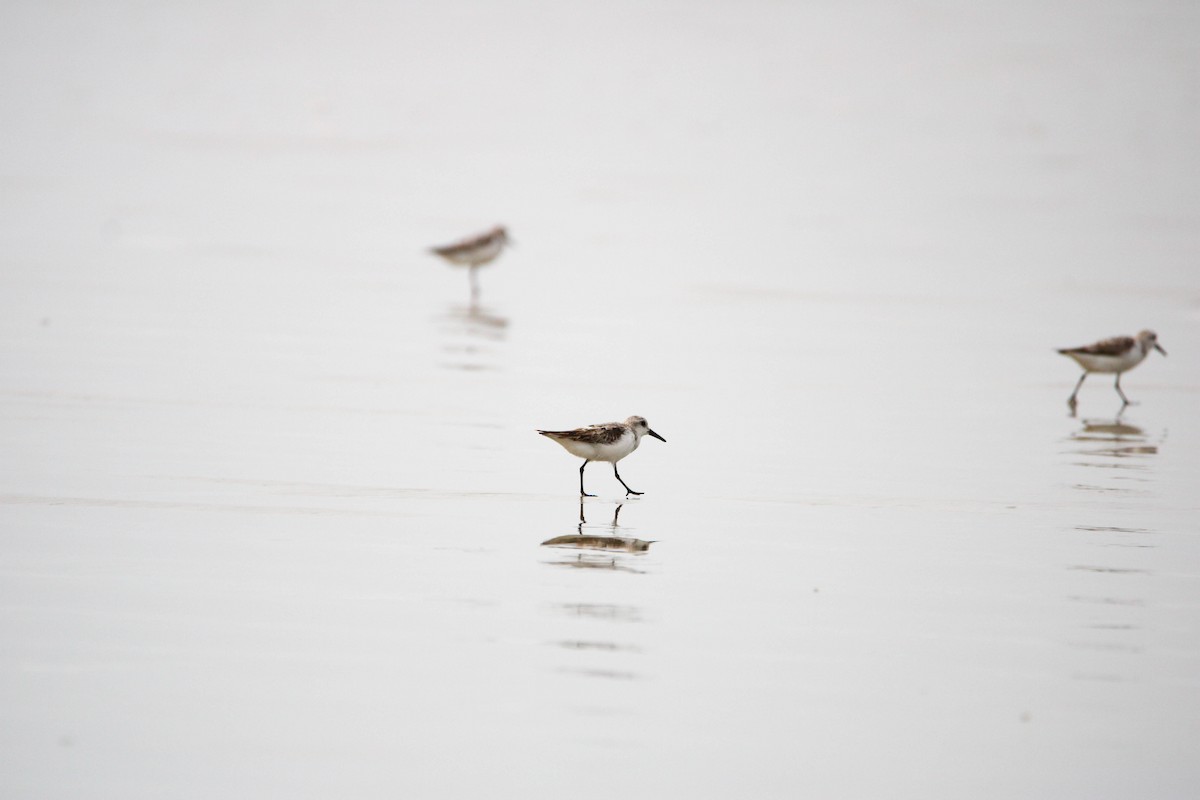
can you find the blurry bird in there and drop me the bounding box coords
[429,225,509,301]
[1058,329,1166,408]
[538,416,666,497]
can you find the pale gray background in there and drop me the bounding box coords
[2,2,1199,798]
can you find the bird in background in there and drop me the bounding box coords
[429,225,510,302]
[1057,329,1166,408]
[538,416,666,497]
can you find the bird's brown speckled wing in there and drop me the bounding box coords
[538,422,626,445]
[1059,336,1135,357]
[431,228,502,256]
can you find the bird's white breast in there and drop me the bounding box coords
[556,429,638,462]
[593,430,638,463]
[445,238,504,267]
[1066,347,1147,374]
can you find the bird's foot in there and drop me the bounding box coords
[625,490,644,497]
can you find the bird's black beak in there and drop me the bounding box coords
[1154,343,1167,356]
[648,429,666,442]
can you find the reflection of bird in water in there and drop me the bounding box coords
[537,416,666,497]
[1078,419,1144,439]
[540,535,653,554]
[443,303,508,338]
[429,225,510,302]
[581,501,622,529]
[1058,329,1166,409]
[437,303,508,372]
[540,503,654,554]
[1071,417,1157,458]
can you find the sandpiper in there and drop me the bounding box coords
[538,416,666,497]
[1058,329,1166,407]
[429,225,509,300]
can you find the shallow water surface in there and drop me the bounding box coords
[2,2,1200,798]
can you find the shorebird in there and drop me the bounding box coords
[1058,329,1166,407]
[429,225,509,300]
[538,416,666,497]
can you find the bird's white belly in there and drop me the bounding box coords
[560,431,638,462]
[1067,349,1145,374]
[446,239,503,267]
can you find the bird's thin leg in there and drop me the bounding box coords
[613,464,642,496]
[468,265,480,304]
[1114,373,1131,406]
[579,461,596,497]
[1067,372,1087,406]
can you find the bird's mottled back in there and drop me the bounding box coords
[538,422,627,445]
[430,225,507,256]
[1060,336,1136,357]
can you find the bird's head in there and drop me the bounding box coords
[1138,329,1167,356]
[627,416,666,442]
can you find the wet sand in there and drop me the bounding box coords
[3,2,1200,798]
